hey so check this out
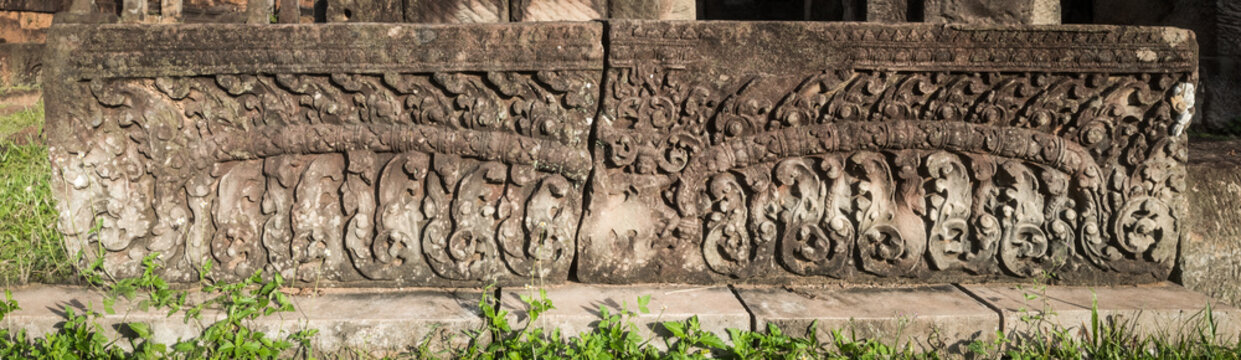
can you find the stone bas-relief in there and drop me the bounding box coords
[45,21,1195,286]
[578,21,1196,285]
[45,23,602,286]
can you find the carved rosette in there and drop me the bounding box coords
[578,21,1195,284]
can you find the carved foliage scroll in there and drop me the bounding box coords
[52,71,596,285]
[578,21,1193,284]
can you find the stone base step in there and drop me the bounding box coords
[1,283,1236,354]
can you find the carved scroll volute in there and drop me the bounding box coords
[514,173,578,279]
[1039,166,1077,268]
[290,154,347,282]
[261,155,306,280]
[925,152,983,272]
[851,152,925,277]
[776,157,851,277]
[996,161,1053,277]
[497,164,579,280]
[210,161,267,277]
[362,152,429,280]
[702,172,753,276]
[1088,140,1183,275]
[343,150,402,281]
[965,155,1002,274]
[424,158,505,281]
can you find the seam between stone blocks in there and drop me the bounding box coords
[954,284,1007,334]
[725,285,758,332]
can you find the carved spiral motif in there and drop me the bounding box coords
[702,173,753,276]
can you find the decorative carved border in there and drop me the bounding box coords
[45,21,1195,286]
[578,21,1195,285]
[46,22,603,286]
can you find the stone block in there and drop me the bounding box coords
[924,0,1059,25]
[735,285,998,353]
[1198,56,1241,132]
[44,20,1197,288]
[43,22,603,287]
[405,0,508,23]
[609,0,693,20]
[578,20,1196,285]
[1181,139,1241,306]
[1222,0,1241,56]
[1093,0,1218,56]
[499,285,750,344]
[326,0,401,22]
[960,283,1241,343]
[0,0,71,13]
[268,288,484,352]
[0,43,43,87]
[510,0,605,21]
[867,0,909,22]
[1,285,484,353]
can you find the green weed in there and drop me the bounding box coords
[0,103,71,285]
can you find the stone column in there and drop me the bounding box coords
[246,0,273,23]
[924,0,1061,25]
[121,0,146,23]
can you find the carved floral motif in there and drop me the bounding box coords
[52,71,595,285]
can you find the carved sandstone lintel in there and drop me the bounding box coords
[45,21,1194,287]
[578,20,1194,285]
[45,22,602,286]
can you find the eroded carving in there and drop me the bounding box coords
[47,21,1193,286]
[578,21,1194,284]
[51,68,597,285]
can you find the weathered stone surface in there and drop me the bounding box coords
[405,0,507,23]
[1222,0,1241,56]
[736,285,998,353]
[1,285,483,353]
[2,285,210,347]
[44,22,603,286]
[0,10,52,43]
[578,20,1197,285]
[510,0,604,21]
[499,285,750,343]
[1181,139,1241,306]
[1094,0,1219,56]
[45,20,1197,287]
[960,283,1241,342]
[0,43,43,87]
[327,0,401,22]
[609,0,693,20]
[867,0,909,22]
[925,0,1060,25]
[0,0,71,13]
[275,288,484,352]
[1198,57,1241,133]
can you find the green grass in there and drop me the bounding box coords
[0,102,73,285]
[0,100,43,140]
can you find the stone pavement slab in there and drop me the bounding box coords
[499,284,750,347]
[0,285,483,353]
[960,282,1241,343]
[735,285,999,354]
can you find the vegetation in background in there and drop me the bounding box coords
[0,102,73,286]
